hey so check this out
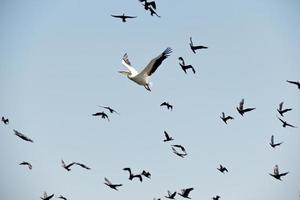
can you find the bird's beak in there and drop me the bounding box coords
[119,71,129,76]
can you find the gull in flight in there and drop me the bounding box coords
[269,135,283,148]
[220,112,234,124]
[111,14,137,22]
[104,177,122,191]
[277,102,292,117]
[189,37,208,54]
[119,47,172,91]
[269,165,288,180]
[236,98,255,116]
[19,161,32,170]
[277,116,297,128]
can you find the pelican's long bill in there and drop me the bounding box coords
[119,71,130,76]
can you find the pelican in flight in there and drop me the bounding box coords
[119,47,172,91]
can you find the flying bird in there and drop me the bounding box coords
[19,161,32,170]
[104,177,122,191]
[178,188,194,199]
[165,191,177,199]
[160,102,173,110]
[119,47,172,91]
[40,192,54,200]
[123,167,143,182]
[98,106,119,115]
[61,160,76,171]
[212,195,221,200]
[172,147,187,158]
[277,102,292,117]
[1,116,9,124]
[58,195,67,200]
[111,14,137,22]
[278,117,297,128]
[236,98,255,116]
[75,162,91,170]
[141,170,151,179]
[286,80,300,89]
[217,164,228,173]
[172,144,186,154]
[172,145,187,158]
[13,129,34,143]
[92,112,109,121]
[189,37,208,54]
[269,135,283,148]
[139,0,156,10]
[163,131,174,142]
[178,57,196,74]
[220,112,234,124]
[269,165,289,180]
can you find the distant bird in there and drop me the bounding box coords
[58,195,67,200]
[189,37,208,54]
[269,135,283,148]
[160,102,173,110]
[286,80,300,89]
[92,112,109,121]
[269,165,289,180]
[178,57,195,74]
[111,14,137,22]
[220,112,234,124]
[1,116,9,124]
[178,188,194,199]
[141,170,151,179]
[172,144,187,154]
[212,195,220,200]
[236,98,255,116]
[217,164,228,173]
[172,147,187,158]
[61,160,76,171]
[139,0,156,10]
[75,162,91,170]
[163,131,174,142]
[119,47,172,91]
[277,102,292,117]
[165,190,177,199]
[104,177,122,191]
[40,192,54,200]
[99,106,119,115]
[13,129,34,143]
[19,161,32,170]
[123,168,143,182]
[278,117,297,128]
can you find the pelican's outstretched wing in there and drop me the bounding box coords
[121,53,138,75]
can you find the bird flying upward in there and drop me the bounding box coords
[269,135,283,148]
[163,131,174,142]
[189,37,208,54]
[220,112,234,124]
[111,14,137,22]
[236,98,255,116]
[104,177,123,191]
[277,102,292,117]
[178,57,196,74]
[269,165,289,180]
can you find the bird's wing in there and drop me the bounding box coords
[149,1,156,9]
[66,162,76,168]
[193,45,208,50]
[105,177,112,185]
[184,188,194,196]
[164,131,169,138]
[140,47,172,77]
[274,165,279,175]
[121,53,138,75]
[222,112,225,118]
[111,15,123,18]
[239,99,244,109]
[287,80,298,85]
[279,102,283,110]
[124,15,137,18]
[277,117,285,124]
[189,37,193,46]
[160,102,167,106]
[271,135,274,144]
[280,172,289,176]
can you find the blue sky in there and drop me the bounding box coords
[0,0,300,199]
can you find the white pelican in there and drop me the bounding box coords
[119,47,172,91]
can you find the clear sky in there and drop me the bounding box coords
[0,0,300,199]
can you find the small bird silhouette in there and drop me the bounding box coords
[160,102,173,110]
[19,161,32,170]
[178,188,194,199]
[61,160,76,171]
[1,116,9,124]
[212,195,220,200]
[277,117,297,128]
[123,167,143,182]
[277,102,292,117]
[286,80,300,89]
[40,192,54,200]
[165,190,177,199]
[141,170,151,179]
[99,106,119,115]
[111,14,137,22]
[189,37,208,54]
[13,129,34,143]
[178,57,195,74]
[217,164,228,173]
[269,165,289,181]
[236,99,255,116]
[172,144,186,154]
[104,177,122,191]
[172,147,187,158]
[220,112,234,124]
[163,131,174,142]
[92,112,110,121]
[269,135,283,148]
[58,195,67,200]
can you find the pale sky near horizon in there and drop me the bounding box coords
[1,0,300,200]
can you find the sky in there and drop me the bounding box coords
[0,0,300,199]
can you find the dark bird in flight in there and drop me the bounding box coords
[163,131,174,142]
[139,0,156,10]
[172,147,187,158]
[269,135,283,148]
[278,117,297,128]
[19,161,32,170]
[61,160,76,171]
[277,102,292,117]
[172,144,186,154]
[99,106,119,115]
[111,14,137,22]
[1,116,9,124]
[269,165,289,181]
[172,145,187,158]
[165,191,177,199]
[236,98,255,116]
[220,112,234,124]
[160,102,173,110]
[92,112,109,121]
[104,177,122,191]
[58,195,67,200]
[178,57,196,74]
[189,37,208,54]
[212,195,220,200]
[286,80,300,89]
[123,167,143,182]
[13,129,34,143]
[40,192,54,200]
[217,164,228,173]
[178,188,194,199]
[141,170,151,179]
[75,162,91,170]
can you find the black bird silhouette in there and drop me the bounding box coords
[178,188,194,199]
[13,129,34,143]
[286,80,300,89]
[141,170,151,179]
[1,116,9,124]
[61,160,76,171]
[277,102,292,117]
[160,102,173,110]
[172,144,186,154]
[148,7,161,17]
[139,0,156,10]
[178,57,195,74]
[163,131,174,142]
[58,195,67,200]
[19,161,32,170]
[212,195,220,200]
[99,106,119,115]
[217,164,228,173]
[41,192,54,200]
[278,117,297,128]
[236,98,255,116]
[269,165,289,181]
[92,112,110,121]
[165,191,177,199]
[111,14,137,22]
[189,37,208,54]
[75,162,91,170]
[172,147,187,158]
[220,112,234,124]
[104,177,122,191]
[123,168,143,182]
[269,135,283,148]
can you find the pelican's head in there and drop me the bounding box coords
[119,70,130,77]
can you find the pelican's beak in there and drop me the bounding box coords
[119,71,129,76]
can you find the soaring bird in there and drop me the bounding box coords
[58,195,67,200]
[1,116,9,124]
[269,135,283,148]
[163,131,174,142]
[172,147,187,158]
[40,192,54,200]
[165,191,177,199]
[123,168,143,182]
[212,195,220,200]
[104,177,122,191]
[141,170,151,179]
[111,14,137,22]
[98,106,119,115]
[13,129,34,143]
[277,117,297,128]
[189,37,208,54]
[92,112,109,121]
[217,164,228,173]
[236,99,255,116]
[178,188,194,199]
[61,160,76,171]
[172,145,187,158]
[139,0,156,10]
[277,102,292,117]
[75,162,91,170]
[19,161,32,170]
[220,112,234,124]
[286,80,300,89]
[119,47,172,91]
[172,144,186,154]
[160,102,173,110]
[269,165,289,180]
[178,57,196,74]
